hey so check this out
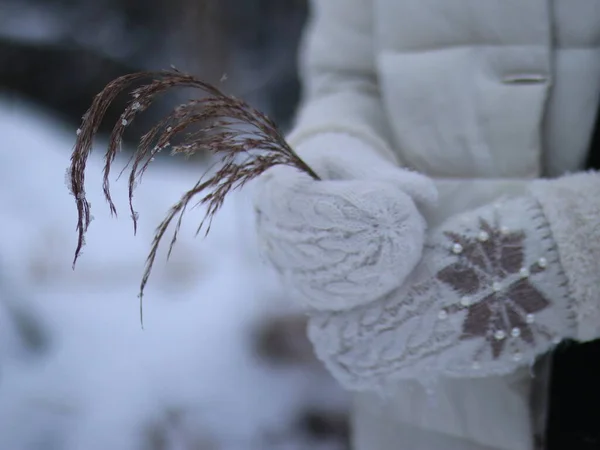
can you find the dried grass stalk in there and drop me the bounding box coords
[67,68,320,325]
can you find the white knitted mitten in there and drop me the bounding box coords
[253,133,438,311]
[307,195,577,391]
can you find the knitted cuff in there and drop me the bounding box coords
[528,171,600,342]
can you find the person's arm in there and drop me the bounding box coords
[305,171,600,391]
[253,0,440,324]
[288,0,397,164]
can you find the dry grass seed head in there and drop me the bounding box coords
[68,68,319,326]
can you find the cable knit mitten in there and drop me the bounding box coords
[307,194,578,391]
[253,133,438,311]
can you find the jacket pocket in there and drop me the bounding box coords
[375,47,550,179]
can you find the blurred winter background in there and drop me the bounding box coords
[0,1,350,449]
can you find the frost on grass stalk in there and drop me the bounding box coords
[67,68,320,325]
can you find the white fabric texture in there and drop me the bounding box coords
[352,377,535,450]
[528,171,600,342]
[254,133,437,311]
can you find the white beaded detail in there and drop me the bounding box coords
[519,267,530,278]
[121,119,128,126]
[537,257,548,269]
[460,296,470,307]
[452,243,463,254]
[492,281,502,292]
[437,310,448,320]
[477,231,489,242]
[511,327,521,338]
[494,330,506,340]
[526,314,535,324]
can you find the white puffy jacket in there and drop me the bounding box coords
[267,1,600,449]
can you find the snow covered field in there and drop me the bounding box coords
[0,98,348,450]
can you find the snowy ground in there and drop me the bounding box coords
[0,97,349,450]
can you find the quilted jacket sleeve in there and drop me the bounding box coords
[287,0,397,163]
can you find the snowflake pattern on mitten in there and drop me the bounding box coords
[437,218,556,362]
